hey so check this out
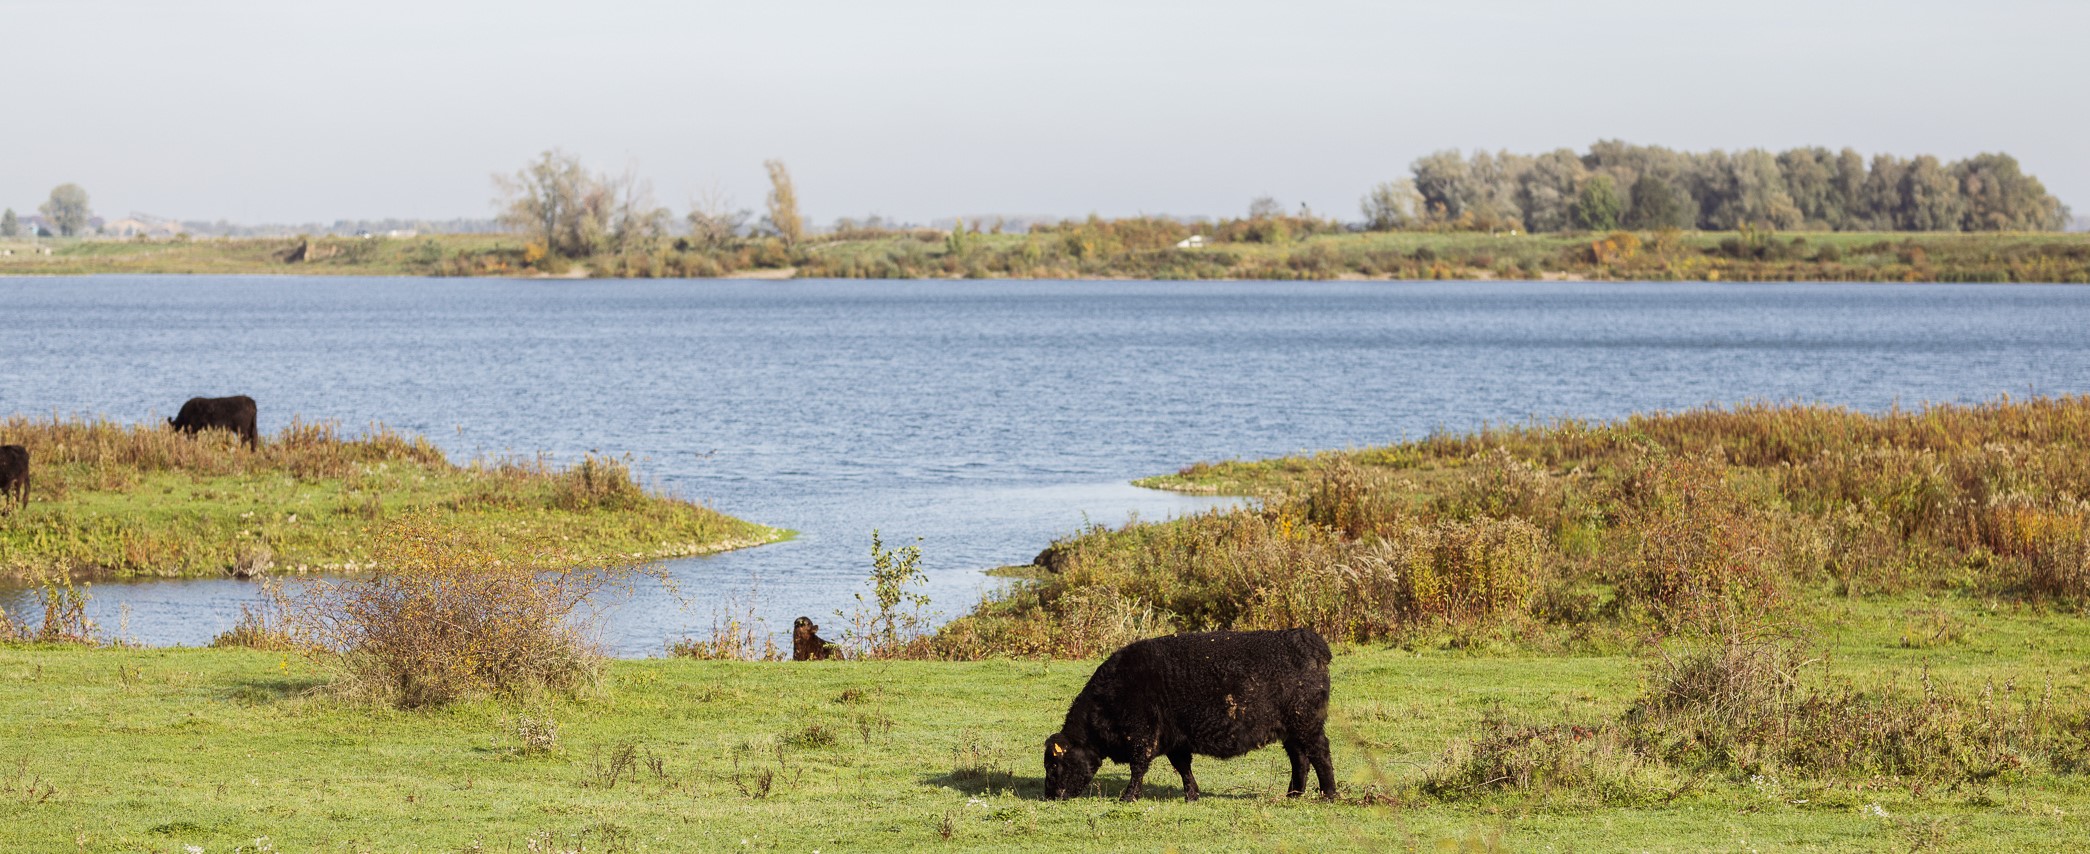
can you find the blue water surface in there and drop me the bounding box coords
[3,277,2087,655]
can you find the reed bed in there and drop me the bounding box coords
[939,396,2090,657]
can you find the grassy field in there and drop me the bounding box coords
[0,415,782,581]
[5,229,2088,282]
[8,399,2090,850]
[6,592,2087,853]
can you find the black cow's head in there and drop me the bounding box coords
[1042,733,1099,800]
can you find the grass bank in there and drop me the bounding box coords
[6,594,2088,852]
[5,229,2088,282]
[0,415,782,580]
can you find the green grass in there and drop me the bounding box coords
[0,234,525,277]
[0,416,783,580]
[7,229,2089,282]
[4,591,2088,852]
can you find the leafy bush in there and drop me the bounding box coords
[835,531,935,659]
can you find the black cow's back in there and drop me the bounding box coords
[1071,629,1331,761]
[0,445,28,507]
[170,395,259,448]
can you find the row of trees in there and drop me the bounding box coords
[493,151,803,259]
[0,184,93,238]
[1363,143,2071,233]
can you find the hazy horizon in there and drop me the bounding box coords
[4,0,2083,227]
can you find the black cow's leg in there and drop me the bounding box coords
[1166,749,1199,802]
[1122,753,1152,802]
[1283,740,1307,797]
[1309,730,1337,799]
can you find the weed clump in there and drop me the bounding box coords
[1623,627,2082,784]
[208,595,300,651]
[1420,712,1669,805]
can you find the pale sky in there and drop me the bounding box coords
[3,0,2083,226]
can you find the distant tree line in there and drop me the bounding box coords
[494,150,806,261]
[1363,142,2071,233]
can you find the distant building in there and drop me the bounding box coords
[1174,235,1207,249]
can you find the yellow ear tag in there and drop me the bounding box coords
[1051,743,1066,756]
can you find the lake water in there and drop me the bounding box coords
[4,277,2090,656]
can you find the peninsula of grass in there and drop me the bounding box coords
[0,415,783,580]
[5,228,2088,282]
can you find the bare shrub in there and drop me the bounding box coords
[280,518,616,707]
[783,723,839,749]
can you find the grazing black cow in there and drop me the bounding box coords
[0,445,27,509]
[168,395,259,449]
[1043,628,1336,802]
[792,616,838,661]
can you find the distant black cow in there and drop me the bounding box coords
[168,395,259,449]
[0,445,27,509]
[792,616,838,661]
[1043,628,1336,802]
